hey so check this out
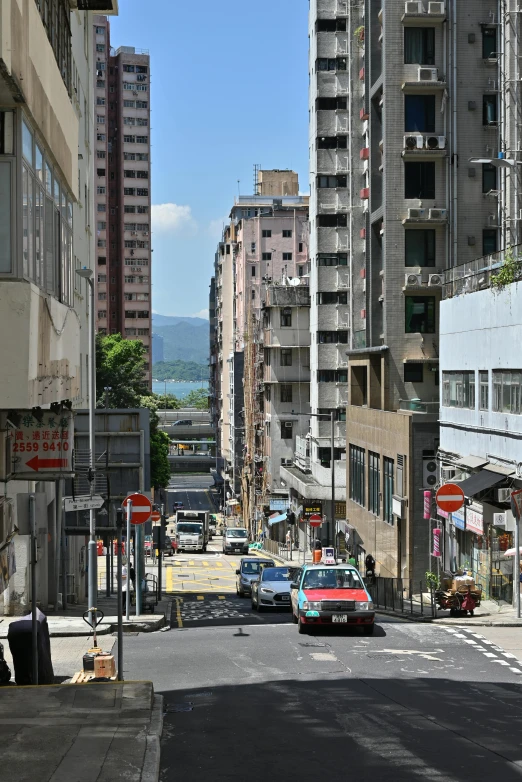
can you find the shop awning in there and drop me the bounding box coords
[456,469,504,498]
[268,512,287,527]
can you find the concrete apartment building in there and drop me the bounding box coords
[210,172,310,524]
[93,16,152,382]
[317,0,514,581]
[0,0,117,614]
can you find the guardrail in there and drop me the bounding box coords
[366,577,437,618]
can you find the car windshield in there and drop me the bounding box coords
[242,562,262,574]
[262,568,291,582]
[302,568,364,590]
[177,523,202,534]
[227,529,247,538]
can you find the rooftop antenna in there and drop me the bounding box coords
[237,179,240,197]
[253,164,261,195]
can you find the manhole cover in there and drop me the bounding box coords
[165,702,193,713]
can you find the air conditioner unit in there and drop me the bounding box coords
[284,422,293,428]
[418,67,438,82]
[440,466,455,480]
[428,1,445,13]
[428,273,444,286]
[494,488,511,503]
[423,456,438,488]
[131,231,137,236]
[405,273,422,286]
[426,135,446,150]
[408,208,426,219]
[429,208,447,220]
[404,134,424,150]
[493,512,506,527]
[405,0,424,12]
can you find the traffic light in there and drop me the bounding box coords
[286,511,296,526]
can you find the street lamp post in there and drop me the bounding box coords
[76,267,97,626]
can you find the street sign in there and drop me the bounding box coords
[309,513,323,528]
[511,489,522,521]
[436,483,465,513]
[303,503,322,519]
[64,495,105,512]
[122,492,152,525]
[151,510,161,523]
[11,410,74,479]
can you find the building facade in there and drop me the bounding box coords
[0,0,117,614]
[439,252,522,600]
[93,17,152,382]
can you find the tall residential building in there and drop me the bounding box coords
[0,0,116,614]
[297,0,520,581]
[210,172,310,525]
[93,17,152,382]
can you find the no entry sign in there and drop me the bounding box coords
[122,492,152,525]
[151,510,161,523]
[309,514,323,528]
[436,483,465,514]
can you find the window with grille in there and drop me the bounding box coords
[349,445,365,506]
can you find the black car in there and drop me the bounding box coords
[172,419,192,426]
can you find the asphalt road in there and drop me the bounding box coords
[166,474,218,515]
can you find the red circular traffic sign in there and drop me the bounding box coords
[309,514,323,528]
[122,492,152,525]
[151,510,161,523]
[436,483,465,513]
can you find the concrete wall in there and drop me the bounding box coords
[440,281,522,464]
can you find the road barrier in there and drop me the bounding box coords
[366,577,437,619]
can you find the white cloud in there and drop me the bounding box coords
[152,203,196,233]
[192,308,209,319]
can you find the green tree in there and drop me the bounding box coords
[96,333,147,407]
[183,387,209,410]
[150,392,182,410]
[152,360,208,382]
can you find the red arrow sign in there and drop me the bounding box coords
[26,455,69,471]
[436,483,465,513]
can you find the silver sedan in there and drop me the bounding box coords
[251,567,293,611]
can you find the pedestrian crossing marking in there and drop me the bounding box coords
[203,561,209,567]
[189,561,195,566]
[216,562,223,568]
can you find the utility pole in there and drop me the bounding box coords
[330,411,335,552]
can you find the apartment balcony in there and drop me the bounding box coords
[317,305,349,331]
[0,281,80,408]
[316,149,339,173]
[264,360,310,385]
[317,188,349,213]
[264,327,311,348]
[399,399,439,416]
[316,227,341,253]
[443,247,516,299]
[402,67,447,93]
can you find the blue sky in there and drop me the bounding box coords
[111,0,309,319]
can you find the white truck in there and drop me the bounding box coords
[175,510,210,552]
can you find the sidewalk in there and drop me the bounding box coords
[433,598,522,627]
[0,594,170,639]
[0,680,163,782]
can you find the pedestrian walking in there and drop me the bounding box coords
[129,562,136,592]
[286,529,291,551]
[347,550,357,567]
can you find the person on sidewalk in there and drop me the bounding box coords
[347,551,357,568]
[129,562,136,592]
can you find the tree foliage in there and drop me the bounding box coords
[96,334,171,488]
[183,387,209,410]
[152,360,208,382]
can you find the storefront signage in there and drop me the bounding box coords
[466,508,484,536]
[452,509,466,531]
[269,499,290,511]
[432,528,442,558]
[424,491,431,520]
[303,503,322,518]
[11,411,74,479]
[335,502,346,518]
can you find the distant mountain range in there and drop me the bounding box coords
[152,313,209,364]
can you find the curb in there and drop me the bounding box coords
[0,614,166,640]
[375,608,522,627]
[141,693,164,782]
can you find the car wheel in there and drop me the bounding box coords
[297,615,308,634]
[238,588,244,597]
[362,624,374,636]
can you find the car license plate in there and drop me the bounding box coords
[282,595,289,601]
[332,614,347,623]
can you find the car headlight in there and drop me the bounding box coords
[240,577,250,583]
[302,601,321,611]
[260,588,275,594]
[355,601,374,610]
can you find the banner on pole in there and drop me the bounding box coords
[424,491,431,520]
[432,527,442,558]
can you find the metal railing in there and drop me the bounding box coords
[443,245,522,299]
[399,399,439,414]
[366,577,437,618]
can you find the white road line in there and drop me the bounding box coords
[483,652,497,658]
[463,639,479,645]
[510,667,522,675]
[492,660,510,666]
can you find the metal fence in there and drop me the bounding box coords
[366,578,437,618]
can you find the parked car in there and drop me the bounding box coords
[173,501,184,510]
[290,564,375,635]
[235,557,275,597]
[172,419,193,426]
[251,566,293,611]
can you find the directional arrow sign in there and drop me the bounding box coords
[26,455,69,472]
[64,495,105,513]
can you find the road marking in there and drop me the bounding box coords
[218,595,225,600]
[483,652,497,658]
[174,598,183,628]
[502,652,518,659]
[197,596,204,601]
[463,639,478,645]
[216,562,223,568]
[166,567,173,593]
[189,561,195,566]
[310,652,338,662]
[373,649,444,661]
[203,561,209,567]
[510,667,522,675]
[492,660,510,666]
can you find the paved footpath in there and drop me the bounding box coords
[0,681,162,782]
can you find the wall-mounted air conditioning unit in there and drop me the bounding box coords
[407,208,426,219]
[423,456,438,488]
[404,134,424,150]
[405,0,424,12]
[428,1,445,13]
[418,67,438,82]
[429,208,447,219]
[405,273,422,287]
[426,135,446,150]
[493,512,506,527]
[428,273,444,286]
[494,488,511,503]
